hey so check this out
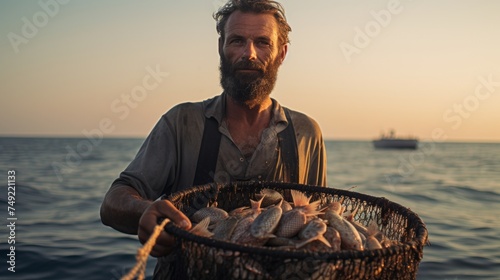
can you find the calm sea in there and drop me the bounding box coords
[0,137,499,280]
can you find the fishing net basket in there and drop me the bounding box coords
[163,181,428,280]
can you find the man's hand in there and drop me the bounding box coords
[138,200,192,257]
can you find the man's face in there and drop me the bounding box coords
[219,11,287,107]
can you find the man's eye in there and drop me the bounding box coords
[258,41,271,46]
[230,39,244,45]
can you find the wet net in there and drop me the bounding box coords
[162,181,428,280]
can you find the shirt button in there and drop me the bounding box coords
[239,157,244,162]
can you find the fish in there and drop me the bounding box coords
[281,199,293,212]
[228,206,249,217]
[365,221,383,250]
[325,201,343,215]
[190,217,213,238]
[250,202,283,239]
[255,188,284,208]
[212,216,239,241]
[228,196,264,219]
[345,217,369,237]
[367,220,385,242]
[341,205,366,239]
[191,206,228,225]
[324,226,341,252]
[380,239,401,248]
[274,209,307,238]
[325,209,364,251]
[229,196,267,244]
[290,190,311,207]
[359,231,367,246]
[232,216,268,246]
[290,190,323,217]
[250,195,265,213]
[230,215,256,243]
[342,204,359,220]
[185,188,406,256]
[366,236,382,250]
[296,218,331,248]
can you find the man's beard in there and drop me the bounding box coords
[219,55,281,107]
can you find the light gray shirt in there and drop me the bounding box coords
[111,93,327,199]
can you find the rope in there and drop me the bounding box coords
[121,218,170,280]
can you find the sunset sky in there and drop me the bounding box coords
[1,0,500,142]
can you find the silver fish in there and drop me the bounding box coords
[230,215,256,243]
[281,199,293,212]
[359,231,367,246]
[212,216,239,241]
[296,218,331,248]
[366,235,382,250]
[324,226,341,252]
[190,217,213,238]
[365,221,384,250]
[381,238,401,248]
[366,220,385,242]
[325,201,343,215]
[255,188,284,208]
[192,206,228,225]
[228,206,249,217]
[345,217,368,237]
[325,210,364,251]
[250,203,283,239]
[231,215,268,246]
[342,204,359,220]
[290,190,323,217]
[275,209,307,238]
[228,196,264,219]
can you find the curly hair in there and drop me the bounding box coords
[214,0,292,46]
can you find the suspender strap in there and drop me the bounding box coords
[192,107,299,186]
[278,108,299,183]
[193,117,221,186]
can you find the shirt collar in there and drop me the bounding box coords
[204,92,289,131]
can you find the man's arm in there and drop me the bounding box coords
[100,184,192,257]
[100,185,152,234]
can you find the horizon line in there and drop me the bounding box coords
[1,134,499,144]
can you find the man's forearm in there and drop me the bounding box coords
[100,185,152,234]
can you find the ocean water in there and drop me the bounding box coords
[0,137,499,280]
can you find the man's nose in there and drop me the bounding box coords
[241,41,257,61]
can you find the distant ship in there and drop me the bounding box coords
[373,130,418,150]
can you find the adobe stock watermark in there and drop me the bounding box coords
[7,0,71,54]
[51,65,169,182]
[386,72,500,186]
[442,74,500,129]
[339,0,412,64]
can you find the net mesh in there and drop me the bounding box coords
[163,181,428,280]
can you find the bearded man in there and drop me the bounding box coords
[100,0,327,278]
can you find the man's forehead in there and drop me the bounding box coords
[224,11,278,39]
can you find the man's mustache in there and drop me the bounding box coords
[232,60,265,72]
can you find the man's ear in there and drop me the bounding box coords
[279,43,288,64]
[218,37,224,58]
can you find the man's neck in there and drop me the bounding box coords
[224,94,273,158]
[225,94,273,126]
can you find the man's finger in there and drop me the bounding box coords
[160,200,191,230]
